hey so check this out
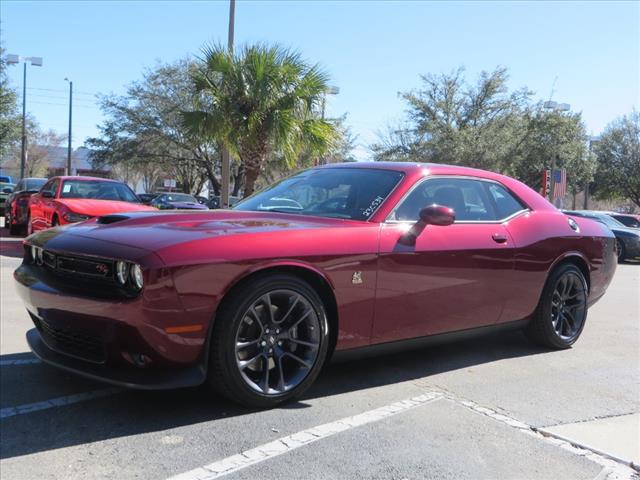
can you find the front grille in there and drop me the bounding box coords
[34,315,106,364]
[56,255,114,278]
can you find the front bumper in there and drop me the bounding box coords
[15,260,211,390]
[27,328,205,389]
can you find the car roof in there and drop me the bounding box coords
[319,161,488,175]
[52,176,120,182]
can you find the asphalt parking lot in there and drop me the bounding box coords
[1,227,639,480]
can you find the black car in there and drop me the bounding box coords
[137,193,159,205]
[4,177,47,235]
[150,192,209,210]
[608,213,640,229]
[564,210,640,262]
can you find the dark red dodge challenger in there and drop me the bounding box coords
[16,162,617,407]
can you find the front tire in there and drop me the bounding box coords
[526,264,588,349]
[208,274,330,408]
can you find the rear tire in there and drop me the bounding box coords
[207,274,329,408]
[526,263,588,349]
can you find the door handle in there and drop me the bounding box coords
[492,233,508,244]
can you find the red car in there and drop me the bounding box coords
[16,163,617,407]
[27,176,156,233]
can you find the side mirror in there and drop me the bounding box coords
[41,191,54,199]
[2,187,12,194]
[400,204,455,246]
[419,205,455,226]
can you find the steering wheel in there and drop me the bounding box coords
[309,197,348,213]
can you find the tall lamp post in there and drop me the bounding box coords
[584,135,600,209]
[5,54,43,179]
[319,86,340,165]
[64,78,73,175]
[220,0,235,208]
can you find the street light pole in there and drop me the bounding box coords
[21,62,27,179]
[5,54,43,179]
[584,135,600,209]
[65,78,73,175]
[221,0,235,208]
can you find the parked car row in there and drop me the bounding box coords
[563,210,640,262]
[4,177,248,236]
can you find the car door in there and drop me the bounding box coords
[373,176,516,344]
[40,178,60,228]
[31,179,59,231]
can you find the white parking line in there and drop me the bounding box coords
[168,391,444,480]
[0,387,122,420]
[0,358,41,366]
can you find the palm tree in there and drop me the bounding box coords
[183,43,337,197]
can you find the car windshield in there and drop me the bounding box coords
[234,168,404,220]
[163,193,197,202]
[597,214,626,228]
[59,179,139,202]
[25,179,47,191]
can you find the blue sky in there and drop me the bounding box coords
[2,0,639,158]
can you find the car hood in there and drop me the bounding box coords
[55,199,157,216]
[61,209,362,251]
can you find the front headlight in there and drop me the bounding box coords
[115,261,143,291]
[30,246,43,264]
[116,261,128,285]
[63,213,90,223]
[130,264,143,290]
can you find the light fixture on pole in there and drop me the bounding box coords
[321,86,340,120]
[64,78,73,175]
[5,54,43,179]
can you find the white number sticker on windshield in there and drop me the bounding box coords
[62,184,71,193]
[363,196,384,218]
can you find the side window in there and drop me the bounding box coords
[392,178,497,222]
[486,183,526,219]
[40,180,54,194]
[46,179,60,197]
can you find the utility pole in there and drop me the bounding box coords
[6,55,43,179]
[21,62,27,179]
[221,0,235,208]
[65,78,73,175]
[584,135,600,209]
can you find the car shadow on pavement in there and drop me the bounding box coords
[0,329,550,460]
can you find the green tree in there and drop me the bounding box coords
[592,112,640,208]
[184,43,338,197]
[371,67,596,195]
[0,46,21,160]
[87,59,218,194]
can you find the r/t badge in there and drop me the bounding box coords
[352,271,363,284]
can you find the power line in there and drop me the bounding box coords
[19,87,97,97]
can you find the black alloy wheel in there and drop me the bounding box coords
[526,263,588,349]
[208,274,329,408]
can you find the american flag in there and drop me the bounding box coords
[552,169,567,199]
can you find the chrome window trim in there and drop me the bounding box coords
[384,175,530,225]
